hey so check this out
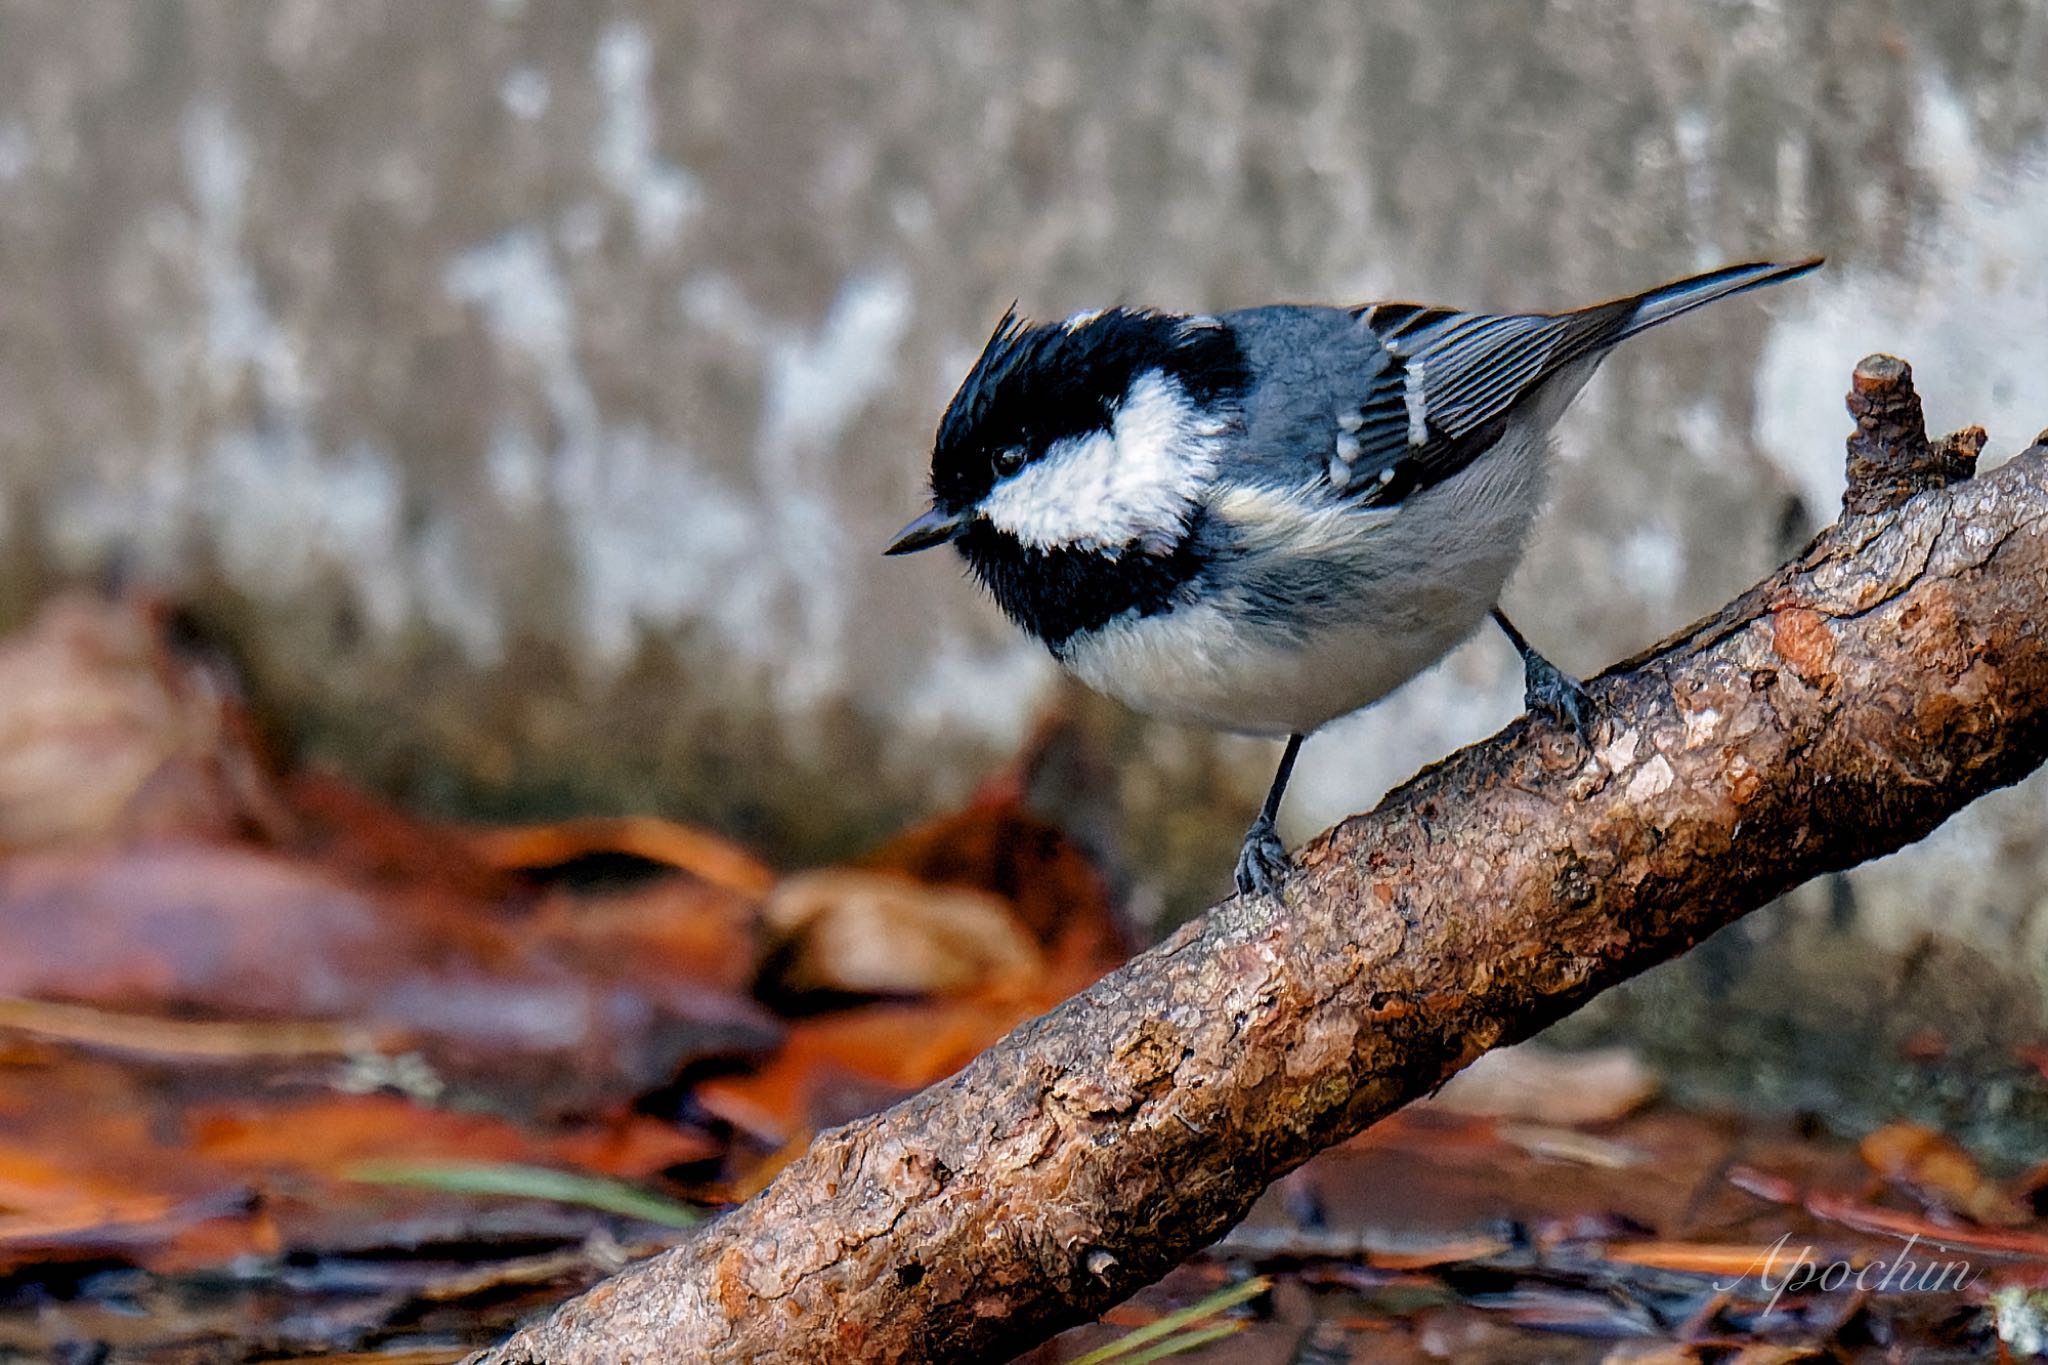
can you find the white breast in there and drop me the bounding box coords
[1060,415,1555,737]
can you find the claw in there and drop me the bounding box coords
[1234,815,1291,897]
[1523,658,1595,746]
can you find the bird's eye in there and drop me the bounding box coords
[993,448,1026,477]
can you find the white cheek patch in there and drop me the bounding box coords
[980,371,1226,552]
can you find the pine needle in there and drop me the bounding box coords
[345,1160,702,1229]
[1070,1276,1269,1365]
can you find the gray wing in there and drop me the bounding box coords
[1216,260,1821,514]
[1218,299,1632,510]
[1332,299,1634,506]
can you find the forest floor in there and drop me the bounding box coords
[1,593,2043,1363]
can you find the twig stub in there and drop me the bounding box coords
[1843,353,1978,515]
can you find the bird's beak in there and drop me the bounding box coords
[884,506,965,556]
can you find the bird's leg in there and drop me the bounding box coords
[1235,733,1304,897]
[1492,607,1594,745]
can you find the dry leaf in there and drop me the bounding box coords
[525,873,765,998]
[1497,1122,1646,1169]
[698,994,1055,1145]
[0,843,777,1110]
[761,869,1042,998]
[1602,1241,1848,1278]
[192,1094,716,1179]
[0,594,291,853]
[1429,1044,1658,1125]
[1858,1121,2031,1227]
[861,794,1120,961]
[1806,1191,2048,1256]
[469,814,776,898]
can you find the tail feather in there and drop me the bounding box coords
[1617,257,1823,340]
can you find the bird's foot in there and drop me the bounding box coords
[1234,815,1291,898]
[1522,655,1595,746]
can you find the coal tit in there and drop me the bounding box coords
[887,259,1821,897]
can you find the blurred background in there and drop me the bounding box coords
[3,0,2047,1146]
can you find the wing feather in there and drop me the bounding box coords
[1331,303,1632,507]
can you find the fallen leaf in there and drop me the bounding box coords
[192,1093,716,1179]
[1805,1191,2048,1256]
[1498,1122,1647,1169]
[1479,1285,1660,1335]
[1429,1044,1658,1125]
[697,994,1057,1145]
[0,594,292,853]
[761,868,1043,998]
[0,995,378,1060]
[468,814,776,899]
[524,873,764,998]
[1601,1241,1849,1279]
[0,843,777,1111]
[1727,1165,1803,1206]
[1858,1122,2030,1227]
[0,1191,242,1270]
[861,793,1120,961]
[547,1111,724,1178]
[285,771,514,900]
[1364,1232,1517,1270]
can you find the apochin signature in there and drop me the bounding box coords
[1716,1233,1979,1317]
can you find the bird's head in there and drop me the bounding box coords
[885,306,1248,564]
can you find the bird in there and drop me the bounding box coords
[885,258,1821,898]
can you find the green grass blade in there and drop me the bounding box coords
[345,1159,702,1229]
[1105,1320,1247,1364]
[1069,1276,1269,1365]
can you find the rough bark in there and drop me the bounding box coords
[472,360,2048,1364]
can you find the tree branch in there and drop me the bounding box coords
[471,360,2048,1364]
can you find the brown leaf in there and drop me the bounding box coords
[1727,1347,1829,1364]
[1362,1231,1516,1270]
[0,843,777,1111]
[524,873,765,998]
[1600,1346,1700,1365]
[1497,1122,1646,1169]
[284,770,514,900]
[0,1055,263,1271]
[468,814,776,899]
[0,594,292,853]
[861,794,1120,960]
[192,1094,716,1179]
[1805,1191,2048,1256]
[697,991,1071,1145]
[0,996,379,1060]
[761,869,1043,998]
[1857,1121,2031,1227]
[1602,1240,1848,1278]
[1727,1164,1803,1206]
[1428,1044,1658,1125]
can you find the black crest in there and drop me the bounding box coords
[929,307,1249,513]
